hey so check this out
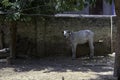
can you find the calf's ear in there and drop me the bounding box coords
[62,31,64,34]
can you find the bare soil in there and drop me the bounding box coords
[0,54,117,80]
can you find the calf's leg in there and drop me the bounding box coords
[72,43,77,59]
[88,38,94,58]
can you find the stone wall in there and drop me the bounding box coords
[0,16,116,58]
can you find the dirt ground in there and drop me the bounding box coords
[0,53,117,80]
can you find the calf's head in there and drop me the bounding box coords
[63,30,71,38]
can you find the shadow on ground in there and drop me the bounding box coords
[0,55,116,80]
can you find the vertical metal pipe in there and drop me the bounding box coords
[110,16,113,53]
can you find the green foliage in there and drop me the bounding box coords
[55,0,96,12]
[0,0,113,21]
[0,0,33,21]
[21,0,56,14]
[1,0,12,7]
[0,0,20,21]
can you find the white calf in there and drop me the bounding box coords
[63,30,94,59]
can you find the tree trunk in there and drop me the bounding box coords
[10,22,17,58]
[7,21,17,64]
[0,30,4,49]
[114,0,120,77]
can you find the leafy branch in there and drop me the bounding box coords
[0,0,113,21]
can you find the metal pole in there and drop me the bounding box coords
[110,16,113,53]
